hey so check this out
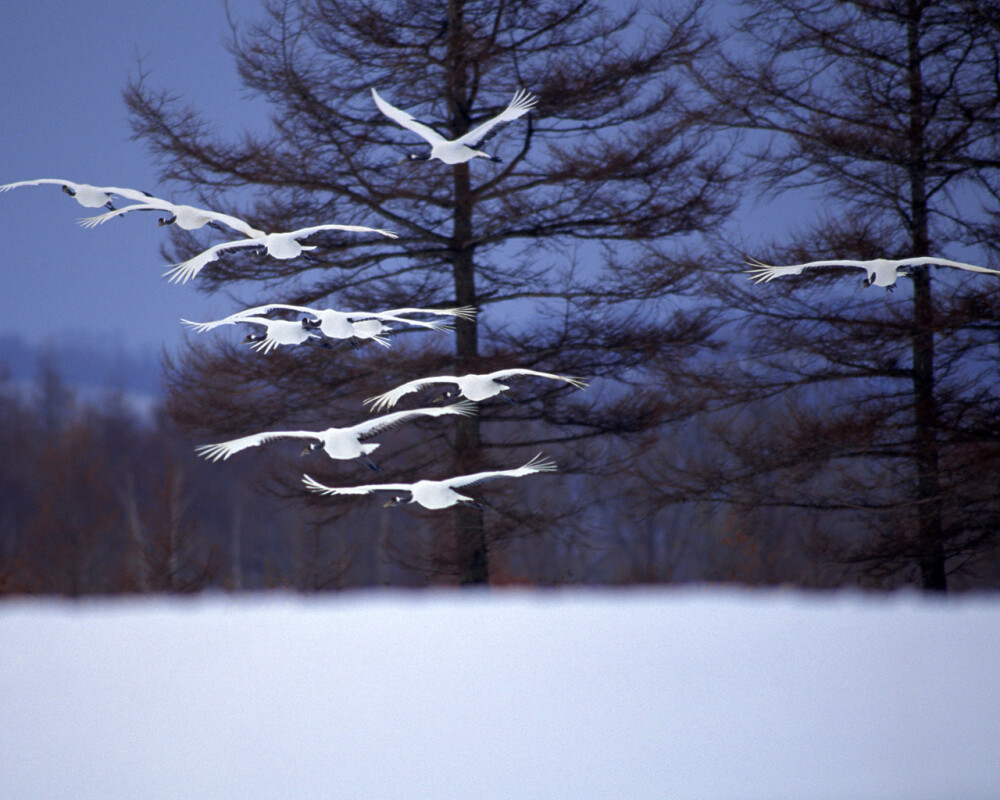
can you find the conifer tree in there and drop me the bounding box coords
[127,0,734,583]
[674,0,1000,589]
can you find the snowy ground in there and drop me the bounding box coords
[1,587,998,800]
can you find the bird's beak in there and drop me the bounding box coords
[383,499,395,507]
[432,392,448,404]
[300,446,311,457]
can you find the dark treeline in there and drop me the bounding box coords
[0,355,438,593]
[0,354,789,591]
[4,343,997,593]
[4,0,1000,594]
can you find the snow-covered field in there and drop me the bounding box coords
[2,587,998,800]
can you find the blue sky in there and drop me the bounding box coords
[0,1,266,356]
[0,1,826,362]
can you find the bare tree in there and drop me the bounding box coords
[127,0,735,583]
[674,0,1000,590]
[125,456,221,593]
[22,418,124,595]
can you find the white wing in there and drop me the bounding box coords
[235,302,318,318]
[247,338,280,354]
[1,178,70,192]
[363,375,460,413]
[100,185,157,203]
[371,305,478,321]
[288,223,399,240]
[443,454,557,490]
[487,368,588,390]
[455,89,537,147]
[195,430,320,462]
[342,305,476,330]
[80,200,263,237]
[182,303,319,333]
[351,401,478,439]
[302,474,412,497]
[194,208,265,238]
[744,256,871,283]
[1,179,151,202]
[898,256,1000,276]
[78,201,171,228]
[163,238,260,284]
[371,88,447,146]
[180,318,221,334]
[371,314,453,332]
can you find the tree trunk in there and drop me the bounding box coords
[907,2,946,590]
[446,0,487,583]
[451,159,488,584]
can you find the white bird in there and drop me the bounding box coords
[745,255,1000,289]
[184,303,476,348]
[184,312,391,349]
[163,223,398,284]
[183,315,329,354]
[196,400,477,469]
[364,369,588,412]
[79,197,265,239]
[371,87,537,164]
[1,179,152,210]
[303,453,557,509]
[298,304,475,342]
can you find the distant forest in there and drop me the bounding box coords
[4,0,1000,594]
[3,340,998,594]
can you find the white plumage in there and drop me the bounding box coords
[302,453,557,509]
[187,302,475,347]
[364,369,588,412]
[196,400,477,466]
[1,178,152,210]
[163,223,399,284]
[285,303,474,338]
[746,255,1000,289]
[371,88,537,164]
[299,308,449,346]
[79,197,265,239]
[186,315,327,354]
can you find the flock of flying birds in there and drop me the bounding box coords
[5,86,1000,509]
[3,88,584,511]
